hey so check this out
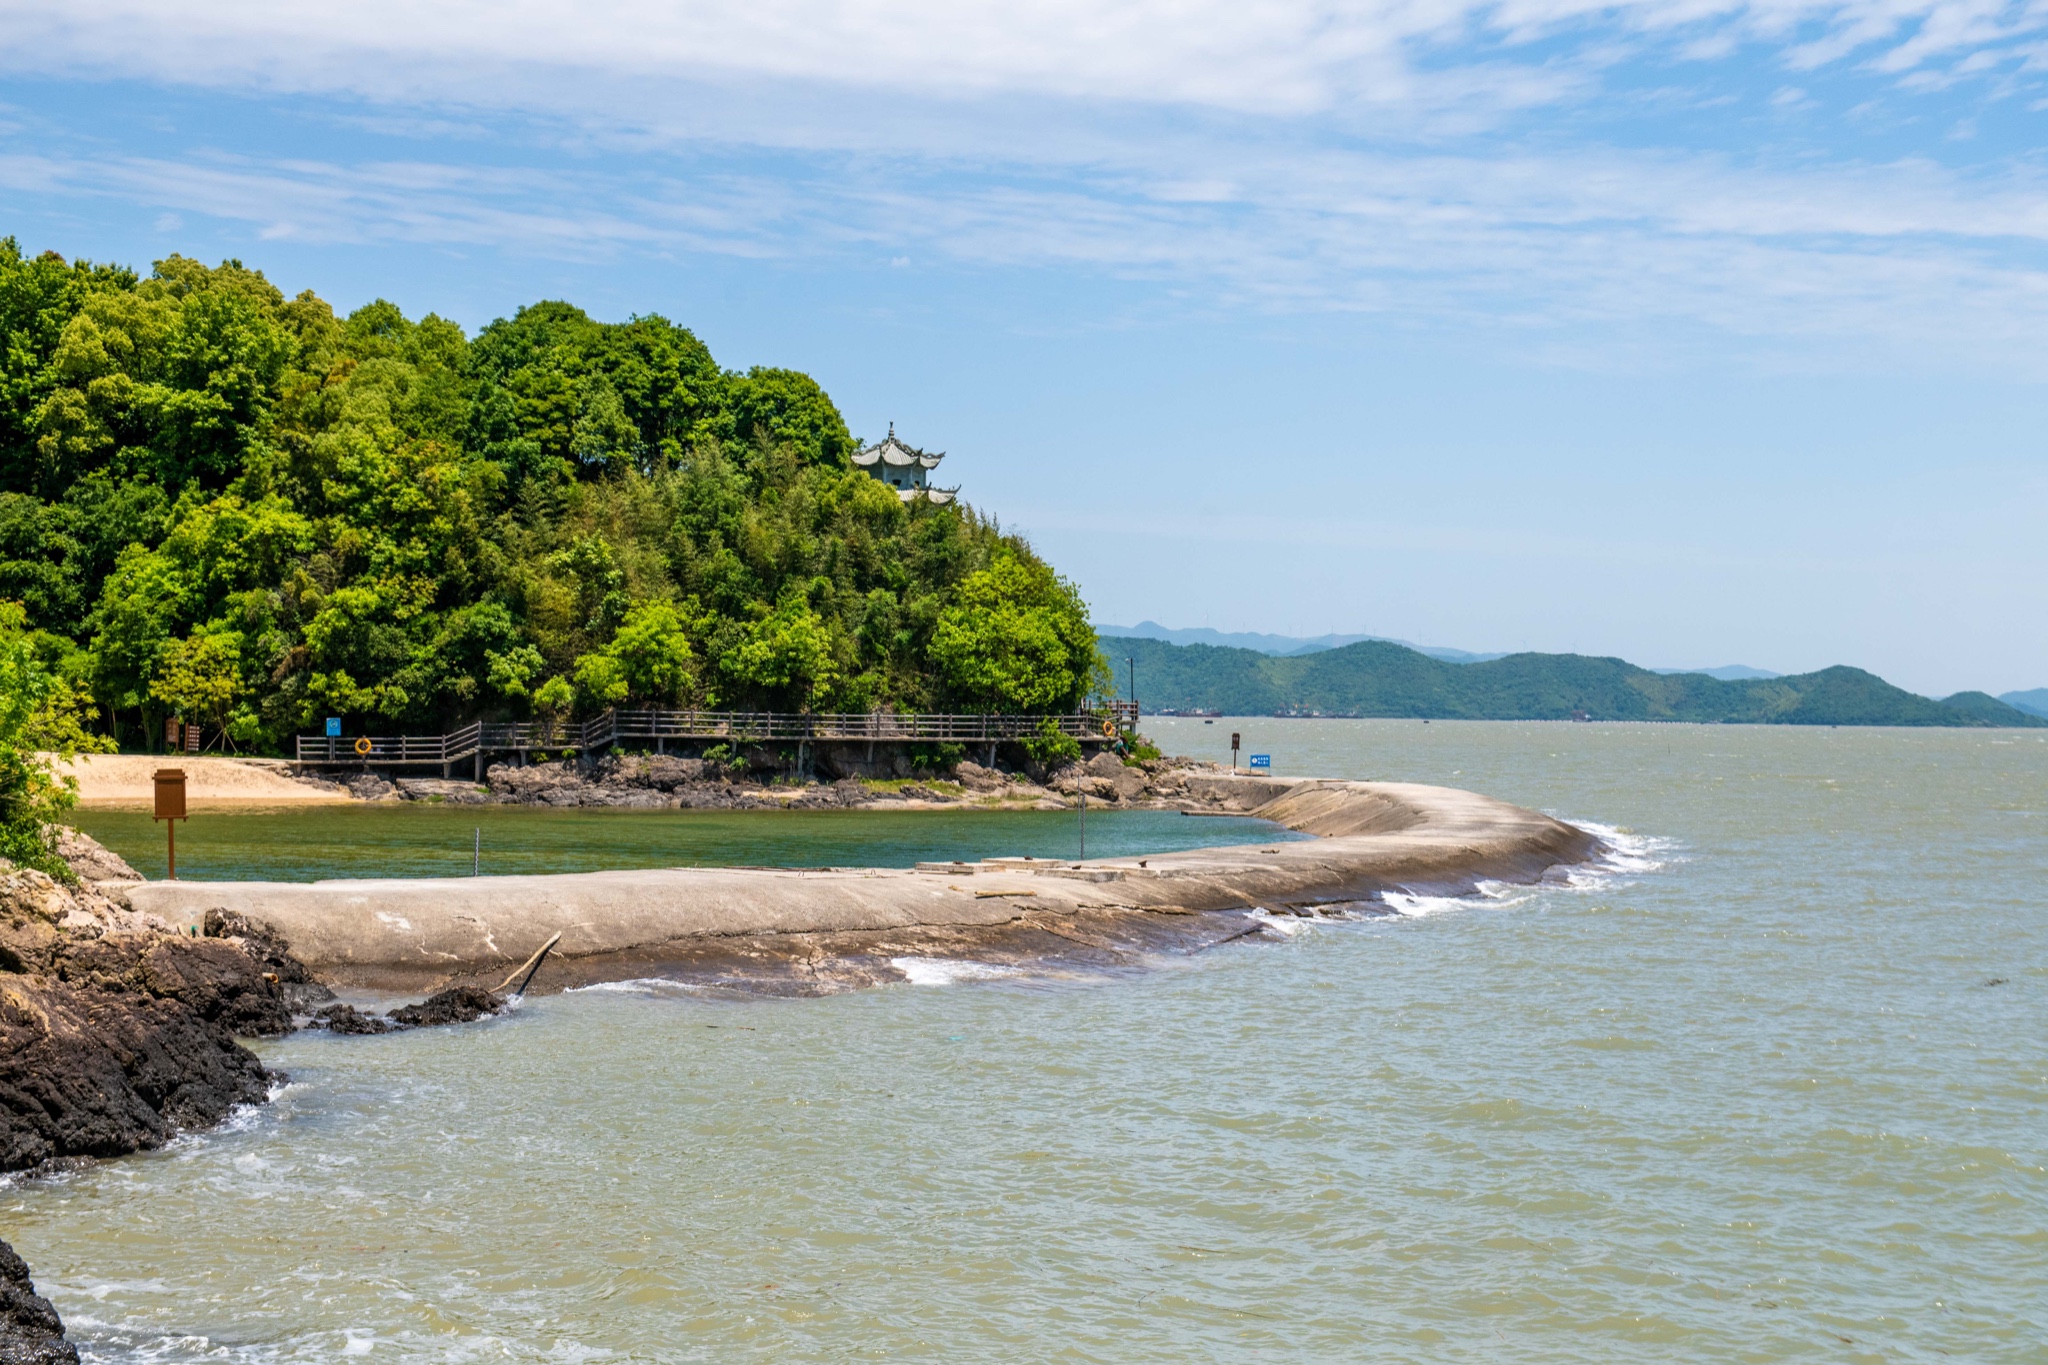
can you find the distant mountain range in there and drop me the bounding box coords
[1097,622,1504,663]
[1101,634,2046,727]
[2002,689,2048,718]
[1097,621,1779,680]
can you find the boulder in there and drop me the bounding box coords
[0,1238,76,1365]
[46,826,141,883]
[395,778,492,804]
[388,986,503,1027]
[0,863,288,1175]
[954,761,1007,791]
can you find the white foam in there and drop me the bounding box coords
[567,977,700,997]
[890,956,1020,986]
[1560,818,1683,889]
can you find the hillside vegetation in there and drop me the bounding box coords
[1107,637,2045,727]
[0,241,1101,760]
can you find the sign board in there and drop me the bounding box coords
[1248,754,1271,770]
[153,768,187,821]
[326,717,342,737]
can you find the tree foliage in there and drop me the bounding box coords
[0,239,1102,751]
[0,601,115,876]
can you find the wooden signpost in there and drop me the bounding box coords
[153,768,187,880]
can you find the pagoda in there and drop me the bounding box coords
[852,424,957,504]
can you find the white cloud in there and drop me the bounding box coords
[3,0,2046,117]
[7,0,2048,364]
[11,137,2048,365]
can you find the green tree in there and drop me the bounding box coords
[148,629,243,742]
[929,552,1099,713]
[0,601,114,877]
[0,243,1107,751]
[725,591,839,709]
[574,599,701,708]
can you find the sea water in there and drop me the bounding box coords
[7,722,2044,1361]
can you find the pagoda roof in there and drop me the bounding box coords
[853,425,945,470]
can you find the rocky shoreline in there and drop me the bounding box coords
[310,749,1205,811]
[0,835,523,1360]
[0,1238,73,1365]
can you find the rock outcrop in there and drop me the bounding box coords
[307,748,1213,810]
[0,1238,75,1365]
[43,827,141,884]
[0,863,286,1175]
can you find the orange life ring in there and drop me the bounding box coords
[1101,718,1117,738]
[354,736,373,756]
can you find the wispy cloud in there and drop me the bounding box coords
[11,138,2048,362]
[7,0,2048,118]
[7,0,2048,364]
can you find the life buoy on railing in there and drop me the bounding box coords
[1101,718,1117,738]
[354,736,373,756]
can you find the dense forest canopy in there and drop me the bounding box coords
[0,240,1103,755]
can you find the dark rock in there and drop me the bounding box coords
[0,1238,76,1365]
[203,910,334,1012]
[314,1003,400,1035]
[791,778,869,809]
[340,772,397,801]
[1,867,291,1176]
[387,986,503,1028]
[52,933,294,1039]
[0,972,273,1172]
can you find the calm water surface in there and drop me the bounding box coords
[7,721,2044,1362]
[66,804,1293,882]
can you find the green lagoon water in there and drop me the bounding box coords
[7,721,2045,1362]
[66,803,1294,883]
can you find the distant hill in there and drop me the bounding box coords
[1096,621,1506,663]
[1106,636,2047,727]
[1650,664,1783,682]
[2000,689,2048,719]
[1098,621,1776,678]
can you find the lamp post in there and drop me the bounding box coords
[1126,655,1136,727]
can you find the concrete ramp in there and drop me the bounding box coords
[122,780,1602,989]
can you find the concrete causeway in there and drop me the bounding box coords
[122,778,1600,989]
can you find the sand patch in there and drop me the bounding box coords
[53,754,353,805]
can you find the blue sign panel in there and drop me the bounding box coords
[1248,753,1271,770]
[325,717,342,737]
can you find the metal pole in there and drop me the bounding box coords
[473,827,480,877]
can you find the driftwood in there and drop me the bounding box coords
[494,931,562,995]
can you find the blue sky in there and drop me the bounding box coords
[2,0,2045,696]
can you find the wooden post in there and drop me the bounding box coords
[153,768,187,880]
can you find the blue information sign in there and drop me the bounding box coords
[325,717,341,737]
[1248,753,1271,770]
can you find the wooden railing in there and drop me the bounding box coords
[295,709,1124,765]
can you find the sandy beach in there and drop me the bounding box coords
[55,754,353,804]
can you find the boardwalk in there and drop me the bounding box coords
[295,706,1136,771]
